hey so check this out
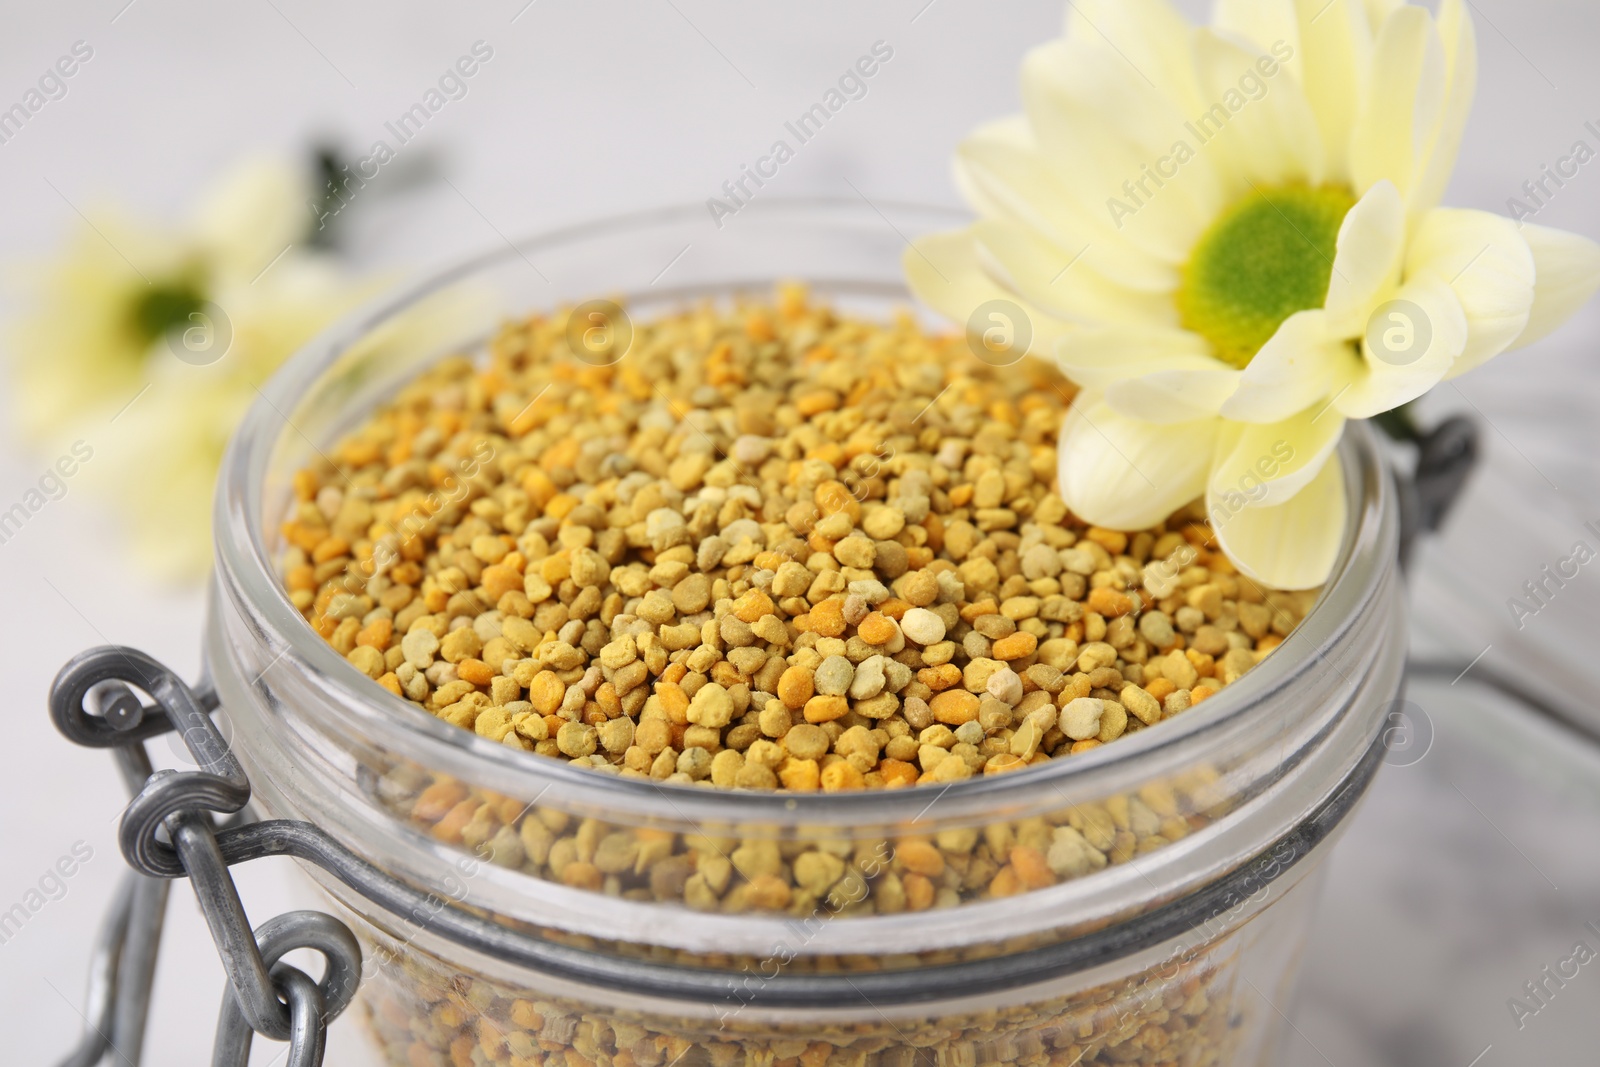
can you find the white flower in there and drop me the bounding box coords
[908,0,1600,588]
[8,157,373,579]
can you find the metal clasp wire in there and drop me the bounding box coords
[49,647,361,1067]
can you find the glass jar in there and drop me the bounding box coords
[208,201,1405,1066]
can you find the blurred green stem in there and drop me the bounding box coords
[1372,402,1420,443]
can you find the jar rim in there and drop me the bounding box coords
[212,197,1397,831]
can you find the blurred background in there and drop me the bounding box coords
[3,1,1599,1063]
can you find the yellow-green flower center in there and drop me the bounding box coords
[130,280,206,347]
[1177,184,1357,369]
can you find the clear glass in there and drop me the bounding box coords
[347,862,1326,1067]
[207,201,1405,1064]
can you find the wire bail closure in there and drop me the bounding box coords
[48,647,361,1067]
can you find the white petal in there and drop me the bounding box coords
[1192,29,1325,189]
[1022,37,1225,265]
[1335,274,1468,417]
[1289,0,1374,182]
[1220,310,1360,423]
[903,230,1066,359]
[1064,0,1208,115]
[1209,405,1344,508]
[973,220,1178,328]
[1362,0,1406,32]
[1348,5,1446,208]
[1212,449,1347,591]
[956,117,1176,292]
[1323,181,1406,338]
[1409,0,1478,215]
[194,157,311,279]
[1057,395,1217,529]
[1055,325,1219,389]
[1510,223,1600,351]
[1404,209,1534,377]
[1106,368,1241,424]
[1215,0,1300,60]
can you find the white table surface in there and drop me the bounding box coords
[3,2,1600,1064]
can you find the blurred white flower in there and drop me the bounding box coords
[8,157,374,579]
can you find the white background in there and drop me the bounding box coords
[3,1,1600,1064]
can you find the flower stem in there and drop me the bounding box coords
[1372,402,1420,443]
